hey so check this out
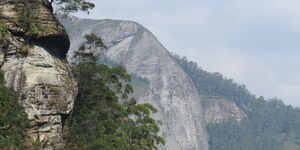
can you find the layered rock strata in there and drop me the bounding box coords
[0,0,76,149]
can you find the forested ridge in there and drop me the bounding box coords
[172,53,300,150]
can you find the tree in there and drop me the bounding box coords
[0,71,29,149]
[49,0,95,14]
[64,34,165,149]
[72,33,107,65]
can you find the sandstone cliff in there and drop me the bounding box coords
[62,18,209,150]
[0,1,76,149]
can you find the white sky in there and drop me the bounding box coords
[76,0,300,107]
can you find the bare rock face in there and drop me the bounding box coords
[62,18,209,150]
[203,96,246,124]
[0,1,77,149]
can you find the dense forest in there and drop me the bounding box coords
[172,54,300,150]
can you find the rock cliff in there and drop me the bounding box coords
[62,18,209,150]
[0,1,77,149]
[203,96,246,124]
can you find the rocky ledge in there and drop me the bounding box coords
[203,96,246,124]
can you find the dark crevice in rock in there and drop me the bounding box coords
[40,113,62,116]
[33,64,53,68]
[36,122,47,127]
[61,114,68,128]
[29,35,70,59]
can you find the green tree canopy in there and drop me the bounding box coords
[64,34,165,149]
[49,0,95,14]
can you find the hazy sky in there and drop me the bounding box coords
[76,0,300,107]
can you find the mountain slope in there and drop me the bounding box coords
[172,54,300,150]
[61,18,209,150]
[59,15,300,150]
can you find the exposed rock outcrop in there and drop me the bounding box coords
[0,1,76,149]
[62,18,209,150]
[202,96,246,124]
[0,0,69,58]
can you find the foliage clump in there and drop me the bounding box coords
[50,0,95,14]
[0,71,29,149]
[0,24,9,37]
[0,23,10,50]
[64,34,165,149]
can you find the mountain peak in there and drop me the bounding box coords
[62,18,209,150]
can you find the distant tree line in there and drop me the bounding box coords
[172,53,300,150]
